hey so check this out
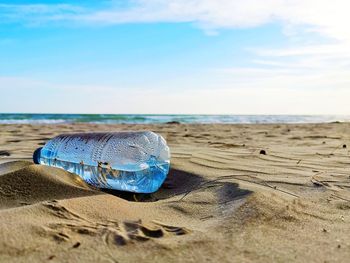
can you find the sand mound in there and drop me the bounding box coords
[0,161,96,209]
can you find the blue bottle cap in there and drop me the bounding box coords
[33,147,42,164]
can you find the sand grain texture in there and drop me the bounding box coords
[0,123,350,262]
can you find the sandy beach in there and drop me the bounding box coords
[0,122,350,262]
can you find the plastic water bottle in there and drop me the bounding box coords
[33,131,170,193]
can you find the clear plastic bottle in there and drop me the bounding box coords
[33,131,170,193]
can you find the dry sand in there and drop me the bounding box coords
[0,123,350,262]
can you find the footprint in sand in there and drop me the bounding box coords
[0,150,10,157]
[103,220,189,246]
[44,201,189,247]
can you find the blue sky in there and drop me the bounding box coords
[1,0,350,114]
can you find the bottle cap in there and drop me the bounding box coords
[33,147,43,164]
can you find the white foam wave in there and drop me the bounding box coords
[0,119,68,124]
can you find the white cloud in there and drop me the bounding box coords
[61,0,350,41]
[247,45,350,77]
[0,4,80,13]
[251,43,350,57]
[1,0,350,40]
[103,0,350,41]
[0,3,83,26]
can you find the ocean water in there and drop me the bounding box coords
[0,114,349,124]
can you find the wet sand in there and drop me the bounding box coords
[0,123,350,262]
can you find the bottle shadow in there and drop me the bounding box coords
[102,168,252,203]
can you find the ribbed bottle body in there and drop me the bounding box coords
[38,131,170,193]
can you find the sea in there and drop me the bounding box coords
[0,114,349,124]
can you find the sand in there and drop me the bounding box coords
[0,122,350,262]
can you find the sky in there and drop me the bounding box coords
[1,0,350,114]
